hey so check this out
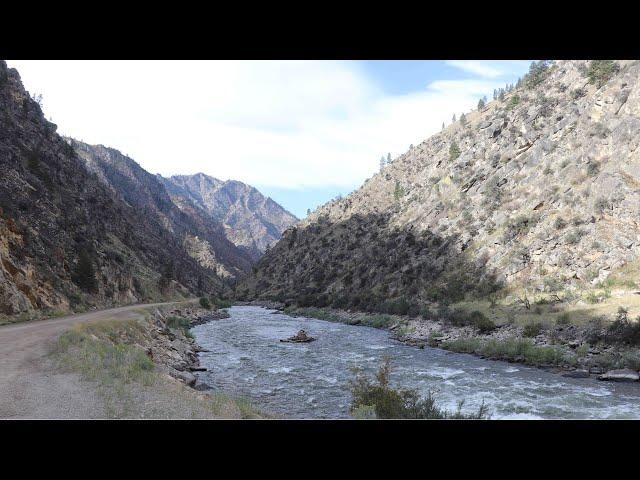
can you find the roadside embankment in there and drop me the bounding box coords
[48,304,263,419]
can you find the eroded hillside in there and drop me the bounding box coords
[241,60,640,312]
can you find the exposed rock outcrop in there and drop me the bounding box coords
[161,173,298,261]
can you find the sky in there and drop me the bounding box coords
[6,60,531,218]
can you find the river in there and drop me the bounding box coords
[191,306,640,419]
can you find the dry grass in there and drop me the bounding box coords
[50,317,264,419]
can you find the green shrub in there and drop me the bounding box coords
[553,217,567,230]
[556,313,571,326]
[199,297,212,310]
[606,307,640,345]
[349,357,489,419]
[449,142,461,161]
[587,60,619,88]
[506,94,520,110]
[443,337,571,367]
[166,316,193,338]
[212,297,233,309]
[523,322,543,338]
[503,214,538,242]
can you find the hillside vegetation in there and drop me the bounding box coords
[241,60,640,325]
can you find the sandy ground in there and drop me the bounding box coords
[0,303,172,419]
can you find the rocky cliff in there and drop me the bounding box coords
[241,61,640,312]
[0,61,230,317]
[160,174,298,261]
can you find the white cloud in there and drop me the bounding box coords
[446,60,504,78]
[6,60,519,190]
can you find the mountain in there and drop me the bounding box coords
[0,60,231,316]
[160,173,298,261]
[240,61,640,313]
[68,139,254,280]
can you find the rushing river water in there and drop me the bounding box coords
[192,306,640,419]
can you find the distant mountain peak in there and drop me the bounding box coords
[160,174,298,261]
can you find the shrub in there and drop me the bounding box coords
[503,214,538,242]
[553,217,567,230]
[449,142,461,161]
[199,297,212,310]
[441,308,495,333]
[470,311,496,333]
[556,313,571,326]
[349,357,489,419]
[523,322,543,338]
[506,94,520,110]
[212,297,233,309]
[166,316,193,338]
[606,307,640,345]
[543,277,563,293]
[587,60,619,88]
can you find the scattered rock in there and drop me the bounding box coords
[598,369,640,382]
[194,383,213,391]
[175,371,197,387]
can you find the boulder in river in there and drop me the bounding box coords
[280,330,316,343]
[598,369,640,382]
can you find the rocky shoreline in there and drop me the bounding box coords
[144,305,230,389]
[266,302,640,383]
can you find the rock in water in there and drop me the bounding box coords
[598,369,640,382]
[280,329,316,343]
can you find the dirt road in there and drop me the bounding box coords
[0,303,173,419]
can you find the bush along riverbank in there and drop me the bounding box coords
[277,303,640,383]
[49,304,262,418]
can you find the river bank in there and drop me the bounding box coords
[46,303,262,419]
[265,302,640,383]
[192,306,640,418]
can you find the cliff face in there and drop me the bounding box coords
[241,61,640,311]
[161,173,298,261]
[0,61,228,316]
[70,140,253,280]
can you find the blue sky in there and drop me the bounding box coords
[7,60,531,219]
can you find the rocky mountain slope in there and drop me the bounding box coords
[0,61,231,317]
[160,174,297,261]
[69,139,253,280]
[241,60,640,313]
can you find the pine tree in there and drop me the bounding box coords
[449,141,461,161]
[442,122,445,130]
[460,113,467,126]
[393,181,405,201]
[387,153,391,163]
[452,113,456,123]
[477,98,486,110]
[379,156,385,172]
[306,208,311,216]
[493,89,498,100]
